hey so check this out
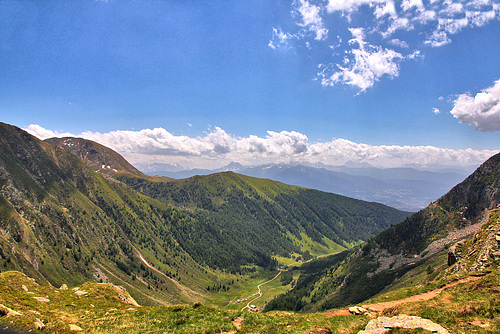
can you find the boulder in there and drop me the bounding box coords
[34,318,45,330]
[348,306,368,315]
[69,324,83,331]
[74,290,88,296]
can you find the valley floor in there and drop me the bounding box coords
[0,267,499,333]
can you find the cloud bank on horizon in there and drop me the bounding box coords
[26,124,496,170]
[270,0,499,92]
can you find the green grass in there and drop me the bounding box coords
[365,267,500,333]
[2,267,500,333]
[204,269,289,310]
[0,270,367,334]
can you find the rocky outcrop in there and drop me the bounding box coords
[447,240,465,266]
[114,285,140,307]
[358,314,450,334]
[445,208,500,276]
[348,306,368,315]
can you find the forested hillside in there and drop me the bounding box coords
[0,123,220,305]
[48,134,410,273]
[117,171,410,271]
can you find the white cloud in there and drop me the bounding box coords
[450,79,500,131]
[327,0,386,13]
[433,107,441,114]
[294,0,329,40]
[25,124,75,139]
[317,27,403,92]
[381,17,412,38]
[374,1,397,19]
[271,0,500,90]
[268,27,293,49]
[424,29,451,47]
[401,0,424,12]
[389,38,409,48]
[415,9,437,23]
[26,124,496,170]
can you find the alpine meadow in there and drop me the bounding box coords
[1,0,499,333]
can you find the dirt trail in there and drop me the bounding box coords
[137,251,204,301]
[241,271,282,312]
[96,263,169,306]
[323,275,483,316]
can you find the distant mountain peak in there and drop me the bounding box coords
[221,161,244,171]
[344,160,374,168]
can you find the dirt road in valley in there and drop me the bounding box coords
[241,271,282,312]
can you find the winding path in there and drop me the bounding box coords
[323,275,483,316]
[136,251,204,301]
[241,271,282,312]
[361,275,482,313]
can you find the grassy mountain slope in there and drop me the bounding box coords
[2,263,500,333]
[44,137,144,177]
[0,123,409,305]
[48,135,410,273]
[265,152,500,312]
[0,123,215,305]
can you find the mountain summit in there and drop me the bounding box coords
[45,137,142,177]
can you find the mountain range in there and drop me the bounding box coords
[265,151,500,312]
[138,161,470,212]
[0,122,409,306]
[0,121,500,333]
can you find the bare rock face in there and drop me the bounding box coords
[114,285,140,307]
[447,241,464,266]
[445,208,500,275]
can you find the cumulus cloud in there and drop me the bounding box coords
[389,38,409,48]
[326,0,383,13]
[25,124,75,139]
[433,107,441,114]
[317,27,404,91]
[26,124,496,170]
[450,79,500,131]
[270,0,500,90]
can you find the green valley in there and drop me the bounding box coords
[0,123,409,308]
[1,122,500,333]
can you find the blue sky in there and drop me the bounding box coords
[1,0,499,169]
